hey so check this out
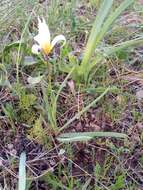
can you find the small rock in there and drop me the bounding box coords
[7,144,14,150]
[49,159,56,166]
[68,80,75,95]
[10,149,17,155]
[136,90,143,100]
[58,149,65,155]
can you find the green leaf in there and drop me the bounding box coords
[57,132,128,142]
[111,175,125,190]
[3,40,25,52]
[97,0,134,43]
[104,37,143,56]
[23,56,37,66]
[18,152,26,190]
[80,0,113,75]
[95,162,102,180]
[79,0,134,82]
[0,64,9,86]
[27,75,43,85]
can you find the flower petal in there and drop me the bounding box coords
[34,34,41,45]
[31,44,41,54]
[51,35,66,49]
[35,17,50,46]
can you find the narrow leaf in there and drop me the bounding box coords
[104,37,143,56]
[57,132,128,143]
[3,40,25,52]
[98,0,134,43]
[80,0,113,73]
[18,152,26,190]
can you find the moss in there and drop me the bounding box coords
[17,108,37,126]
[27,117,51,147]
[19,94,37,110]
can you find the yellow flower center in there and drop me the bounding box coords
[41,43,52,55]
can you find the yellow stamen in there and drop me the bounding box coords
[41,43,52,55]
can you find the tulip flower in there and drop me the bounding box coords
[32,17,66,55]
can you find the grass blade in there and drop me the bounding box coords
[59,87,110,132]
[16,6,37,83]
[53,66,75,130]
[90,37,143,70]
[57,132,128,142]
[104,37,143,56]
[18,152,26,190]
[82,178,92,190]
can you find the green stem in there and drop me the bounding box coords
[48,62,52,89]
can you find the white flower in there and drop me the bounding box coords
[32,17,66,55]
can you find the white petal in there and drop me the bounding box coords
[51,35,66,49]
[32,44,41,54]
[35,17,50,45]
